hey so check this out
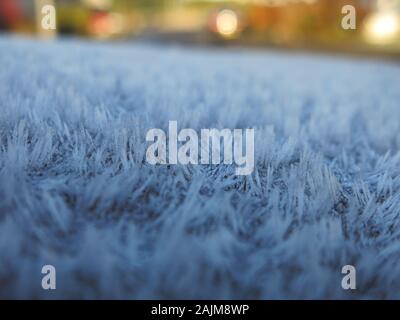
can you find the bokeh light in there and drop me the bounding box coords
[363,11,400,45]
[216,9,238,38]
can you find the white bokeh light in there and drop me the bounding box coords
[216,9,239,37]
[364,12,400,45]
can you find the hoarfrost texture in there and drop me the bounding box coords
[1,37,400,299]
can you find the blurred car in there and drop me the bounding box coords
[0,0,24,30]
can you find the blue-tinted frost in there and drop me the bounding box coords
[0,36,400,298]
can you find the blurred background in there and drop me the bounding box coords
[0,0,400,59]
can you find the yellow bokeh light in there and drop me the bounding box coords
[216,9,239,37]
[364,12,400,45]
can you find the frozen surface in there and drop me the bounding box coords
[1,36,400,298]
